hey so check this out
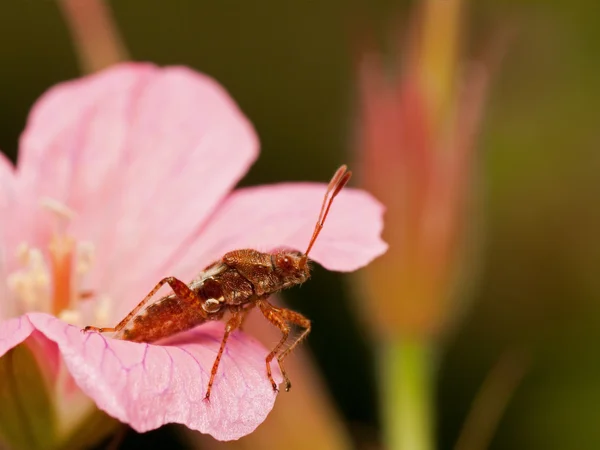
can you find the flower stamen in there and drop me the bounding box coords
[7,246,51,313]
[7,198,111,326]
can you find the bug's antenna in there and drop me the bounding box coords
[304,165,352,258]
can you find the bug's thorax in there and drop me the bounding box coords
[212,248,311,301]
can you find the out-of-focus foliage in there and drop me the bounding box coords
[0,1,599,449]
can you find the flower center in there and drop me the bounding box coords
[6,199,110,325]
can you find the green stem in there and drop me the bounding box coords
[382,338,435,450]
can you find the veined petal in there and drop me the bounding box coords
[17,63,259,318]
[170,184,388,280]
[16,64,154,251]
[27,313,281,441]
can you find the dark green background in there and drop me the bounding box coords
[1,1,599,449]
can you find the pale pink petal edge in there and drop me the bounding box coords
[0,315,35,358]
[0,313,281,441]
[171,183,388,281]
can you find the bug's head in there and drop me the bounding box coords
[272,250,311,285]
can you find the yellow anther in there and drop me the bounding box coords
[58,309,82,326]
[39,197,76,221]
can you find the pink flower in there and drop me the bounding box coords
[0,63,386,445]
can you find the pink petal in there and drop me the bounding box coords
[0,316,35,358]
[170,184,388,280]
[27,313,281,441]
[0,153,16,320]
[17,63,258,318]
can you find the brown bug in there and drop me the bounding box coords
[83,165,351,400]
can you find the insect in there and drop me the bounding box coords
[83,165,352,400]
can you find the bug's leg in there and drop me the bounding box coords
[83,277,206,334]
[257,300,291,392]
[275,309,311,392]
[205,310,243,401]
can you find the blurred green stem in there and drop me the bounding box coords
[382,338,435,450]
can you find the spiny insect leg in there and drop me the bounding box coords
[276,309,311,392]
[83,277,205,335]
[257,300,292,392]
[82,325,116,333]
[205,311,243,401]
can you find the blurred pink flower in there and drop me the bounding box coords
[355,5,489,339]
[0,63,386,444]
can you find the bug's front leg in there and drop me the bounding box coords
[257,300,294,392]
[275,309,311,392]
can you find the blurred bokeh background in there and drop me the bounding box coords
[1,1,599,449]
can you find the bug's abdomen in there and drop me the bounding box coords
[120,296,215,343]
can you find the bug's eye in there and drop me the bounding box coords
[276,255,294,272]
